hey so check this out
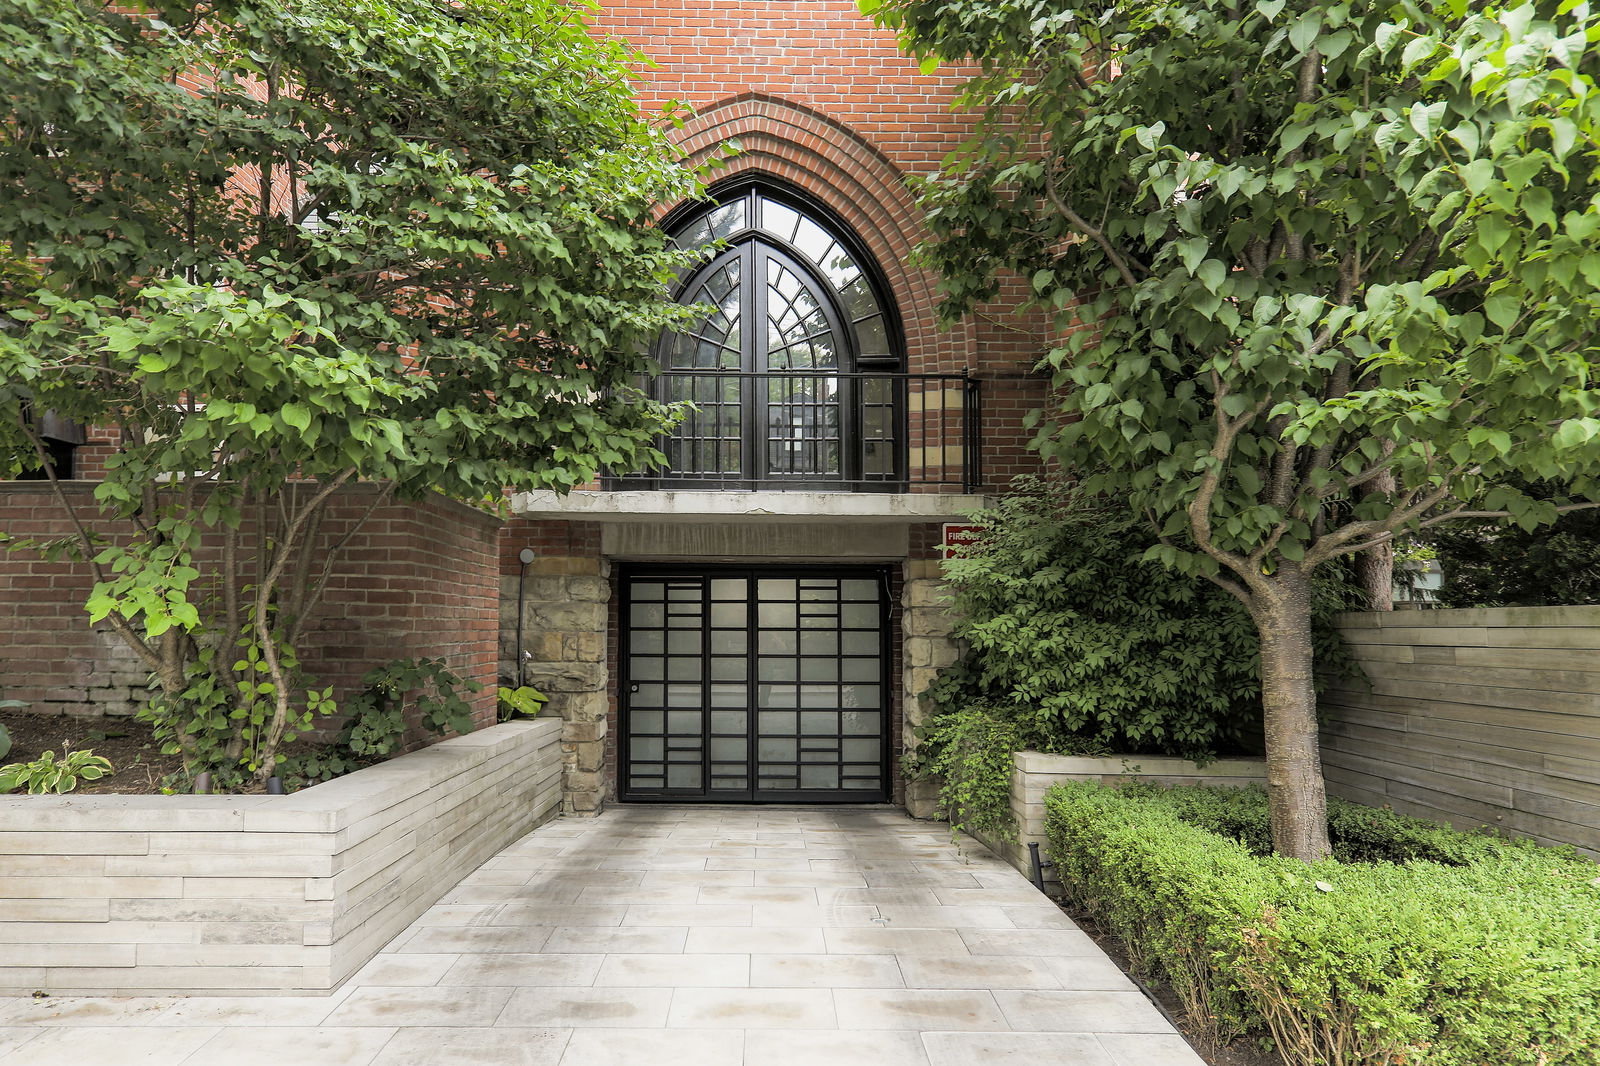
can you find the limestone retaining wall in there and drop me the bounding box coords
[0,718,561,996]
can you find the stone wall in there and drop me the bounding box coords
[901,557,961,819]
[1323,606,1600,857]
[0,719,561,996]
[500,548,611,815]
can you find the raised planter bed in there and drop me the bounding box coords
[0,718,561,996]
[980,751,1268,884]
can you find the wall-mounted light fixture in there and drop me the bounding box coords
[515,548,536,687]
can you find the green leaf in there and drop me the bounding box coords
[280,404,311,433]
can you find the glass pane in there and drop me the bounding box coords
[630,603,664,627]
[711,657,745,681]
[854,315,890,359]
[800,765,840,789]
[799,685,836,708]
[841,683,880,708]
[842,579,879,600]
[710,578,746,600]
[632,658,663,681]
[711,710,748,733]
[758,630,797,655]
[800,711,836,735]
[758,684,798,708]
[710,738,745,762]
[667,765,703,789]
[799,658,839,682]
[667,658,702,681]
[799,631,839,656]
[841,630,879,655]
[668,630,700,655]
[632,710,664,733]
[842,605,879,629]
[710,603,744,628]
[667,684,703,707]
[842,658,879,682]
[841,711,878,735]
[708,200,745,239]
[668,710,702,733]
[758,658,797,682]
[843,739,879,763]
[711,630,748,655]
[632,738,665,761]
[633,686,664,709]
[632,582,666,602]
[758,738,797,762]
[630,630,664,654]
[759,710,797,734]
[840,274,880,320]
[760,198,800,242]
[793,217,833,265]
[758,578,797,600]
[758,602,797,628]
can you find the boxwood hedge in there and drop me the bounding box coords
[1043,782,1600,1065]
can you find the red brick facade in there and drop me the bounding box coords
[0,484,501,729]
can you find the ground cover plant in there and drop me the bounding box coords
[1044,781,1600,1065]
[871,0,1600,859]
[0,0,707,785]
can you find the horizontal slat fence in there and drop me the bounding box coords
[1322,606,1600,857]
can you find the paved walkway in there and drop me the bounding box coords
[0,806,1203,1065]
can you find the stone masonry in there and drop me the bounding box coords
[501,555,611,815]
[901,558,962,820]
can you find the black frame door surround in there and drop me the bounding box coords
[619,564,892,804]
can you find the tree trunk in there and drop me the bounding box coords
[1354,468,1396,611]
[1252,564,1332,861]
[1353,541,1394,611]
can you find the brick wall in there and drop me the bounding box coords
[590,0,1055,492]
[0,483,501,730]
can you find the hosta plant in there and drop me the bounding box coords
[0,747,114,794]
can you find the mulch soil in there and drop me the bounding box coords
[0,711,187,794]
[1054,897,1287,1066]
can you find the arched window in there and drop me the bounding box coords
[640,184,904,489]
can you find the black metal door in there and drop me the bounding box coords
[620,566,890,803]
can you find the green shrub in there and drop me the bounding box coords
[936,479,1356,759]
[1044,782,1600,1065]
[0,747,114,794]
[282,658,481,788]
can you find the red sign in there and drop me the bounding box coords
[941,523,984,551]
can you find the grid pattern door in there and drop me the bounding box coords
[622,569,889,803]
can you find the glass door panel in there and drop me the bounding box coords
[621,569,888,802]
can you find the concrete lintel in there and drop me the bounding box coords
[511,489,989,524]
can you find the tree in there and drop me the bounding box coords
[0,0,703,783]
[869,0,1600,858]
[1430,479,1600,606]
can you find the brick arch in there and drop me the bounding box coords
[667,93,972,373]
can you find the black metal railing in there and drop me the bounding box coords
[608,370,981,492]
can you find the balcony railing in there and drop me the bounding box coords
[608,370,981,493]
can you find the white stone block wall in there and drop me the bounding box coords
[0,718,562,996]
[978,752,1268,884]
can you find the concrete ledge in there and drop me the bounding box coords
[0,719,562,996]
[512,488,988,524]
[982,751,1268,884]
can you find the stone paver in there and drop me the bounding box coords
[0,806,1205,1065]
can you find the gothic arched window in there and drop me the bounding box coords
[642,184,903,489]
